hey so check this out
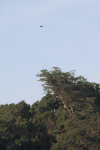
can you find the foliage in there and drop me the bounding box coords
[0,66,100,150]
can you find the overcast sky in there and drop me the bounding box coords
[0,0,100,107]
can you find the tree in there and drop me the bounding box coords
[1,66,100,149]
[36,66,99,119]
[0,100,51,150]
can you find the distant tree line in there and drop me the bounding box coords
[0,66,100,150]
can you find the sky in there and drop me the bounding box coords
[0,0,100,107]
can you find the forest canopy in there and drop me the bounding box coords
[0,66,100,150]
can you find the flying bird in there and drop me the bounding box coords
[40,25,44,27]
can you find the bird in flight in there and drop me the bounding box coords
[40,25,44,27]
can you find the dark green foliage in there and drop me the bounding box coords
[0,66,100,150]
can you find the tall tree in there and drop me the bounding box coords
[36,67,99,119]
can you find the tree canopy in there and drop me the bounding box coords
[0,66,100,150]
